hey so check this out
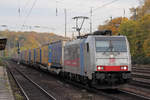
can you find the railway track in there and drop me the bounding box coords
[97,87,150,100]
[130,79,150,89]
[64,79,121,100]
[132,73,150,79]
[7,60,112,100]
[117,89,150,100]
[132,68,150,73]
[132,66,150,70]
[133,69,150,74]
[7,64,56,100]
[64,78,150,100]
[6,60,150,100]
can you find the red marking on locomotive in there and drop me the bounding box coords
[109,58,115,64]
[64,58,79,67]
[97,65,128,71]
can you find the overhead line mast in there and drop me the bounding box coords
[90,7,93,33]
[64,8,67,37]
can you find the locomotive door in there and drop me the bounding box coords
[84,43,91,76]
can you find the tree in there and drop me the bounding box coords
[130,0,150,20]
[0,30,67,57]
[97,0,150,64]
[138,14,150,56]
[143,38,150,56]
[98,17,128,35]
[119,14,150,57]
[119,20,141,56]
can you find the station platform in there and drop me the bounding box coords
[0,66,14,100]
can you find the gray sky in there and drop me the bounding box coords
[0,0,139,37]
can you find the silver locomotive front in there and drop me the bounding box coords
[86,36,131,88]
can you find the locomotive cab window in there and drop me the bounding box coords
[95,37,127,52]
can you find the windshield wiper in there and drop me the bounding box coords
[103,40,113,53]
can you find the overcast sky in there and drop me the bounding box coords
[0,0,139,37]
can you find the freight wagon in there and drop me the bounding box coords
[22,40,67,73]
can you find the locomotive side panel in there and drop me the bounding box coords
[63,38,94,78]
[83,37,96,79]
[64,43,80,75]
[83,43,89,77]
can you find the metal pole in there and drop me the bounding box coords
[134,8,136,20]
[90,7,93,33]
[17,41,20,64]
[76,18,80,36]
[110,16,112,27]
[64,8,67,37]
[8,40,10,57]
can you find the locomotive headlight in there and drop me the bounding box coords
[98,66,101,70]
[97,66,104,71]
[120,66,128,70]
[110,54,114,58]
[124,66,127,70]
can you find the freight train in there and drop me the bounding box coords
[14,30,132,89]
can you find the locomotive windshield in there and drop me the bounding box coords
[95,37,127,52]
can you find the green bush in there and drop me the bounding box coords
[132,56,150,65]
[0,58,4,66]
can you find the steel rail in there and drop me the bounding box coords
[63,79,150,100]
[132,74,150,79]
[9,60,150,100]
[133,70,150,74]
[10,60,119,100]
[130,79,150,89]
[14,67,57,100]
[7,67,30,100]
[119,89,150,100]
[64,79,121,100]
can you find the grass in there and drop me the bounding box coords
[15,93,24,100]
[0,58,4,66]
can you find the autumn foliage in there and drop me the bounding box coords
[98,0,150,64]
[0,30,67,57]
[98,17,128,35]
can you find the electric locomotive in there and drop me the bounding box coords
[61,30,131,89]
[17,30,131,89]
